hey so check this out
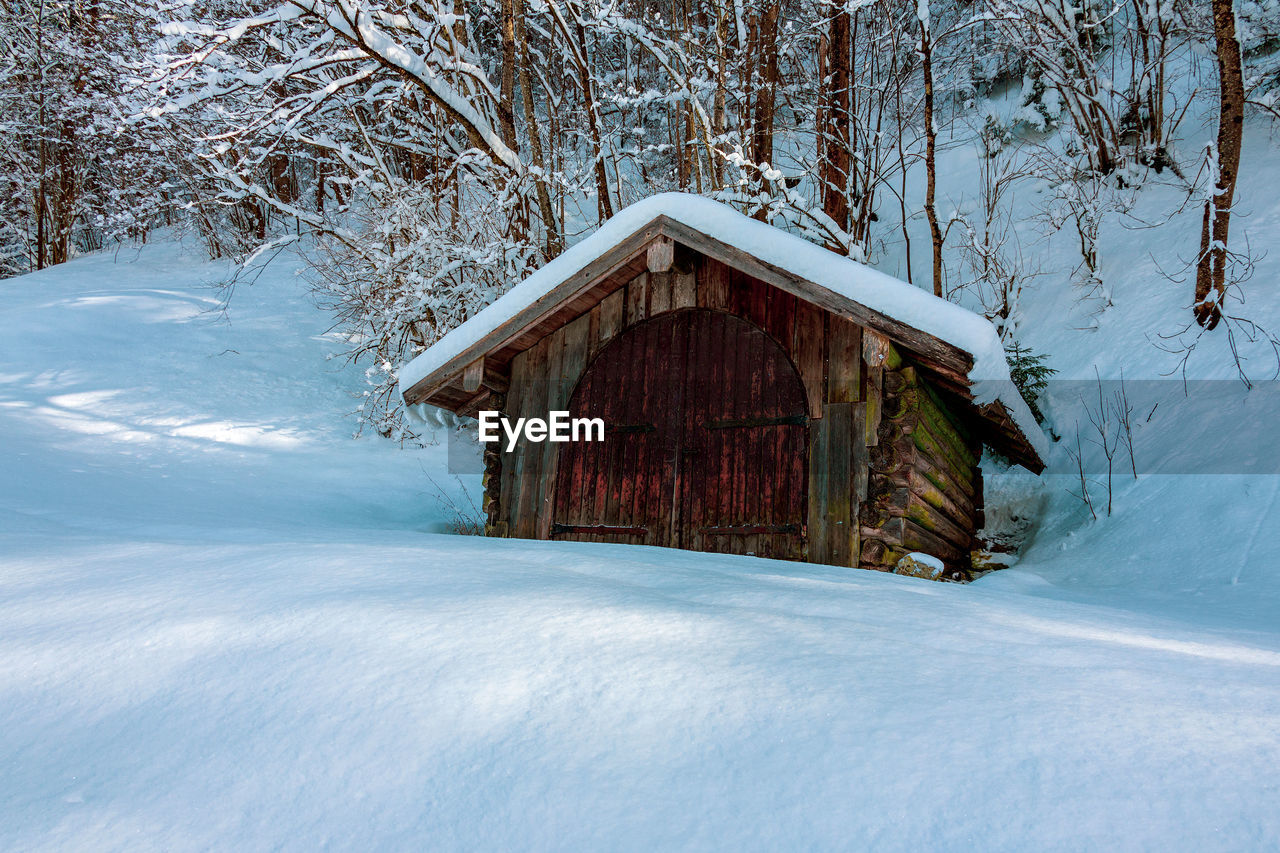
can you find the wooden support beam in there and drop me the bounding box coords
[626,271,649,325]
[673,270,697,308]
[457,387,493,419]
[863,329,890,368]
[646,236,675,272]
[482,392,507,537]
[463,357,485,393]
[826,317,862,404]
[482,363,510,394]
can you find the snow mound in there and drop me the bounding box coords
[3,210,1280,851]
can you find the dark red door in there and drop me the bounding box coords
[551,308,808,559]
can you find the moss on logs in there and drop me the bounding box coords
[915,398,979,466]
[901,519,968,564]
[859,483,909,529]
[859,476,972,552]
[907,467,975,528]
[910,426,978,498]
[904,493,971,550]
[883,366,980,468]
[876,414,976,502]
[861,516,968,564]
[869,432,917,476]
[858,531,906,570]
[922,381,978,445]
[895,384,979,470]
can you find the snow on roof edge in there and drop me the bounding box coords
[973,377,1051,462]
[398,192,1049,461]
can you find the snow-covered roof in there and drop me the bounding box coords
[399,192,1048,465]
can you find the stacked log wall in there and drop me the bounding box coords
[482,391,507,537]
[859,357,984,576]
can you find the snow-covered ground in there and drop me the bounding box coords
[3,229,1280,851]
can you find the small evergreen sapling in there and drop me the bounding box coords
[1005,341,1056,425]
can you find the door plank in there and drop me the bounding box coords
[551,308,808,560]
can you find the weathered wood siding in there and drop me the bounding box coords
[483,251,983,571]
[547,308,809,558]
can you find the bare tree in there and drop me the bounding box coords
[1193,0,1245,330]
[986,0,1124,175]
[957,120,1038,333]
[919,0,944,296]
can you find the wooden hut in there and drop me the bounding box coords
[400,194,1046,577]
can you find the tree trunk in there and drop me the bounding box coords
[269,153,295,204]
[53,120,76,265]
[498,0,528,239]
[35,0,49,270]
[750,0,780,170]
[498,0,518,150]
[819,5,851,248]
[712,7,728,189]
[515,0,561,256]
[1194,0,1244,330]
[572,18,614,220]
[921,17,943,298]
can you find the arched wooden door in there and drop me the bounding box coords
[550,308,808,560]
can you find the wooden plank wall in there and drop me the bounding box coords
[494,251,976,570]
